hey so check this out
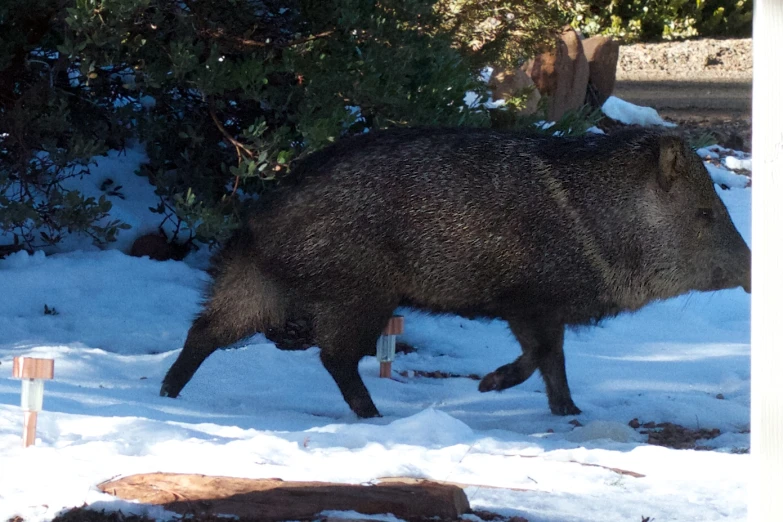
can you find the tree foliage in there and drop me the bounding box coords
[0,0,132,248]
[1,0,567,248]
[569,0,752,41]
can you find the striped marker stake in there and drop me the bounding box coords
[377,316,404,378]
[12,357,54,447]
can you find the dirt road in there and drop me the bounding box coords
[614,79,751,114]
[611,38,752,149]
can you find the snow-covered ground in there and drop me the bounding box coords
[0,101,753,522]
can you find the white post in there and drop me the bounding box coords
[377,316,404,378]
[750,0,783,520]
[12,357,55,447]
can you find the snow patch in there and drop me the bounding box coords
[725,156,752,171]
[705,162,751,188]
[564,421,646,444]
[319,510,405,522]
[601,96,677,128]
[0,249,47,269]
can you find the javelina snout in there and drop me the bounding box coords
[161,127,751,418]
[710,246,750,294]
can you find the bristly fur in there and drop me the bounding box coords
[161,126,751,418]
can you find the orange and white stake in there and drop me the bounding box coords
[12,357,54,447]
[377,316,404,378]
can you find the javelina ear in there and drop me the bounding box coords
[657,135,686,192]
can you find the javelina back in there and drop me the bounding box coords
[160,127,751,417]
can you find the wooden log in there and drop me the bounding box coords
[98,473,470,521]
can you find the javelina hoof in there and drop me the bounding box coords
[478,370,517,393]
[351,400,382,419]
[479,367,582,416]
[549,398,582,416]
[159,379,182,398]
[478,355,537,393]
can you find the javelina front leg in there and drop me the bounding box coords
[478,350,538,393]
[161,313,253,398]
[479,318,581,416]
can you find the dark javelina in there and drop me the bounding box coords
[160,128,751,418]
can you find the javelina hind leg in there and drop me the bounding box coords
[320,350,380,418]
[315,302,396,418]
[479,318,581,416]
[160,313,256,398]
[161,261,285,398]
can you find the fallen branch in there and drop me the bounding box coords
[205,29,335,50]
[207,100,253,195]
[510,454,645,478]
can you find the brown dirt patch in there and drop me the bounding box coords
[628,419,722,450]
[400,369,481,380]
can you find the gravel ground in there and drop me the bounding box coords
[610,38,752,151]
[617,38,752,82]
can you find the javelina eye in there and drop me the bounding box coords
[697,208,714,221]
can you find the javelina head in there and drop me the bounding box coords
[637,133,751,298]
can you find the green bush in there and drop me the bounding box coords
[1,0,567,248]
[0,0,132,249]
[570,0,752,41]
